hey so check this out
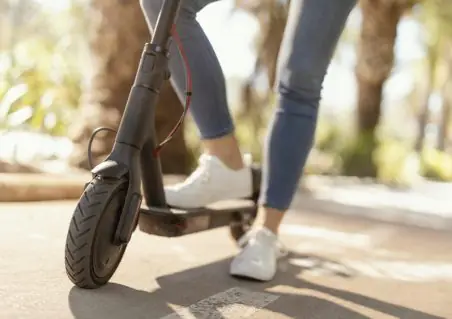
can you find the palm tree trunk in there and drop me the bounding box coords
[415,45,437,152]
[69,0,189,174]
[356,1,408,133]
[438,78,451,151]
[415,91,431,152]
[438,96,451,151]
[437,42,452,151]
[345,0,410,177]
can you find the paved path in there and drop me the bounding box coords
[1,200,451,318]
[299,177,452,231]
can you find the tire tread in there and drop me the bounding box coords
[64,177,126,289]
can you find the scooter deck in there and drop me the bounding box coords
[138,199,256,237]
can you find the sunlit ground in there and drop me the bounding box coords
[280,224,452,282]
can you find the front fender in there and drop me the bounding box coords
[91,160,129,179]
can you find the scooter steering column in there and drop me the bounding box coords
[92,0,182,244]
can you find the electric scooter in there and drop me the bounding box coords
[64,0,261,289]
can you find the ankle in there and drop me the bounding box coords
[214,153,244,170]
[258,206,284,236]
[203,134,244,170]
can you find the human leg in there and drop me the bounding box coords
[140,0,251,207]
[230,0,357,281]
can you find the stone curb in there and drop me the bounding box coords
[0,173,89,202]
[0,173,185,202]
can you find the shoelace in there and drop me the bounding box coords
[237,228,289,258]
[176,155,211,190]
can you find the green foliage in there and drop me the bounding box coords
[415,0,452,89]
[0,44,82,135]
[233,115,268,163]
[313,121,429,186]
[374,139,421,187]
[420,147,452,181]
[340,130,378,178]
[0,0,88,135]
[312,119,452,184]
[315,119,348,154]
[183,118,202,170]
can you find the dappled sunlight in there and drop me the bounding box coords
[280,224,372,249]
[278,221,452,283]
[1,1,452,318]
[286,255,452,282]
[345,259,452,282]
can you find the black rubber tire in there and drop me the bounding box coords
[64,176,128,289]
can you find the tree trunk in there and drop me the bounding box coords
[356,1,407,133]
[68,0,190,175]
[415,45,437,153]
[356,80,384,132]
[234,0,288,160]
[344,0,409,177]
[415,90,431,152]
[438,80,451,151]
[438,97,451,151]
[437,43,452,152]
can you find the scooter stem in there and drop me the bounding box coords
[92,0,183,243]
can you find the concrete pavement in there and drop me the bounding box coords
[298,176,452,231]
[0,200,451,318]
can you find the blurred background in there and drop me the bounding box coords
[1,2,452,317]
[1,0,451,187]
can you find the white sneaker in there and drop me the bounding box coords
[164,153,252,208]
[230,227,286,281]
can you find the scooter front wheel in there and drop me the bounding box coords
[64,176,128,289]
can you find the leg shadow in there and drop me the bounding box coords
[68,252,443,319]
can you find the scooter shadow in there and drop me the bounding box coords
[68,252,442,319]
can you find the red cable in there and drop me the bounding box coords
[153,24,193,156]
